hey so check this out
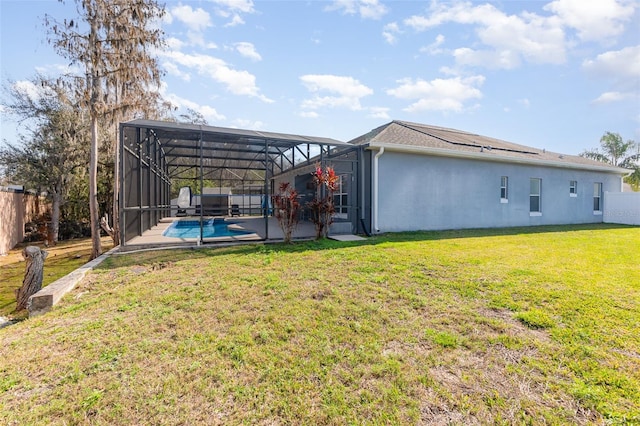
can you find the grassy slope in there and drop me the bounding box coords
[0,225,638,425]
[0,238,113,318]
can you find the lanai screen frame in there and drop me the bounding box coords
[118,119,359,247]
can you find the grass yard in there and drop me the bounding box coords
[0,237,113,319]
[0,224,638,424]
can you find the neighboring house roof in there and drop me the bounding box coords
[350,120,629,175]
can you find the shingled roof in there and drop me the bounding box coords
[350,120,629,174]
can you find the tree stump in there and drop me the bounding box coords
[15,246,49,311]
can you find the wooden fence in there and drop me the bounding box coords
[0,188,49,255]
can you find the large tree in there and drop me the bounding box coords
[0,76,89,243]
[46,0,166,258]
[582,132,640,190]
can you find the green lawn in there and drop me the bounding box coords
[1,225,638,424]
[0,238,113,319]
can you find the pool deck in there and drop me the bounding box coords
[123,216,319,250]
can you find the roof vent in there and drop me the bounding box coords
[487,145,492,151]
[559,154,564,159]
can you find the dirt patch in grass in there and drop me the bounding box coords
[479,307,553,343]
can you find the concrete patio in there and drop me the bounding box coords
[122,215,319,251]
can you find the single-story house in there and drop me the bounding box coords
[351,120,630,233]
[117,119,630,248]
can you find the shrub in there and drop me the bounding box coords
[307,164,339,239]
[272,182,300,244]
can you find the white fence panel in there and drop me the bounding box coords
[604,192,640,226]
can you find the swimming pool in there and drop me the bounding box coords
[163,219,253,239]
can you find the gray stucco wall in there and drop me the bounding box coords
[376,152,622,232]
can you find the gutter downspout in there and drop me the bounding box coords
[359,147,370,237]
[372,146,384,233]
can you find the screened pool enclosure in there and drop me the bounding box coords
[119,120,362,249]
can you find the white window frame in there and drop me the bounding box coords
[530,178,542,216]
[500,176,509,203]
[569,180,577,197]
[593,182,603,214]
[333,174,349,220]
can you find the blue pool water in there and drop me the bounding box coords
[163,219,252,238]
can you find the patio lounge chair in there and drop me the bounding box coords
[176,186,191,216]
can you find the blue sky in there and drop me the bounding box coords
[1,0,639,156]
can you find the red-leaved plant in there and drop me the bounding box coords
[307,164,339,239]
[272,182,300,243]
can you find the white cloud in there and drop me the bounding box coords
[420,34,446,55]
[404,1,567,69]
[234,42,262,61]
[34,63,82,77]
[160,51,273,102]
[212,0,256,15]
[583,45,640,102]
[231,119,264,130]
[368,107,390,119]
[325,0,388,20]
[300,74,373,111]
[12,80,47,102]
[224,15,245,27]
[163,61,191,81]
[166,37,186,51]
[583,45,640,81]
[167,5,219,48]
[162,11,173,25]
[211,0,255,26]
[197,105,227,122]
[170,5,212,32]
[453,47,522,70]
[591,91,634,104]
[438,66,460,76]
[518,98,530,108]
[158,85,227,122]
[184,32,218,49]
[386,75,485,112]
[298,111,319,119]
[383,22,401,44]
[544,0,635,42]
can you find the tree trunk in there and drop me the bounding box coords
[111,131,121,246]
[50,189,62,245]
[88,13,102,261]
[89,115,102,260]
[100,213,115,239]
[15,246,49,311]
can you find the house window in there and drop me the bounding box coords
[593,182,602,213]
[530,178,541,215]
[332,174,349,219]
[500,176,508,203]
[569,180,577,197]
